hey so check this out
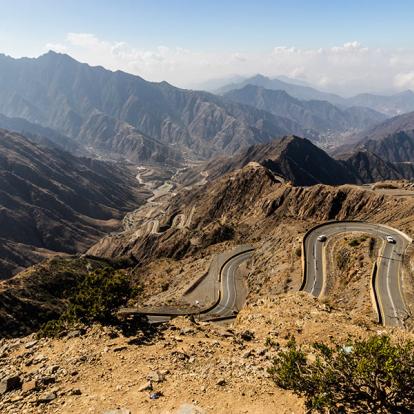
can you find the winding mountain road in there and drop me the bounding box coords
[203,250,253,319]
[302,221,412,327]
[119,247,253,323]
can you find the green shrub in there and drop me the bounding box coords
[38,267,138,337]
[269,335,414,413]
[348,238,360,247]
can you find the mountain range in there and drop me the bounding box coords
[223,85,386,135]
[0,52,316,161]
[217,74,414,116]
[1,52,409,166]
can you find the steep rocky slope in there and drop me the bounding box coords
[201,135,414,185]
[360,131,414,163]
[0,52,312,161]
[0,129,146,278]
[203,136,356,185]
[342,150,404,182]
[224,85,386,134]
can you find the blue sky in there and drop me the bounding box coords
[2,0,414,52]
[1,0,414,93]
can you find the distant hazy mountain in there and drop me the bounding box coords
[0,129,146,278]
[191,74,310,92]
[347,91,414,116]
[0,52,316,161]
[188,75,247,92]
[218,74,414,116]
[218,74,346,105]
[224,85,386,134]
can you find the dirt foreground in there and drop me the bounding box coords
[2,292,410,414]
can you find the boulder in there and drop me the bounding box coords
[0,375,21,394]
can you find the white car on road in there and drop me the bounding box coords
[317,235,327,242]
[386,235,396,243]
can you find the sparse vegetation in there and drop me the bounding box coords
[348,238,360,247]
[269,335,414,413]
[336,248,350,270]
[348,236,368,247]
[38,267,139,337]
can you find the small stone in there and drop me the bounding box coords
[138,381,153,392]
[0,375,22,394]
[242,350,253,358]
[146,370,165,383]
[38,392,57,403]
[10,395,24,403]
[33,353,48,364]
[113,346,127,352]
[69,388,82,395]
[216,378,226,386]
[240,330,255,341]
[39,375,56,386]
[45,365,59,375]
[180,327,194,335]
[149,391,163,400]
[66,330,81,339]
[25,340,38,349]
[22,379,38,393]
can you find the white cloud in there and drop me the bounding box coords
[44,34,414,95]
[394,72,414,90]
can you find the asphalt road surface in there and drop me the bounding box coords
[204,250,253,319]
[142,249,252,324]
[303,221,411,327]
